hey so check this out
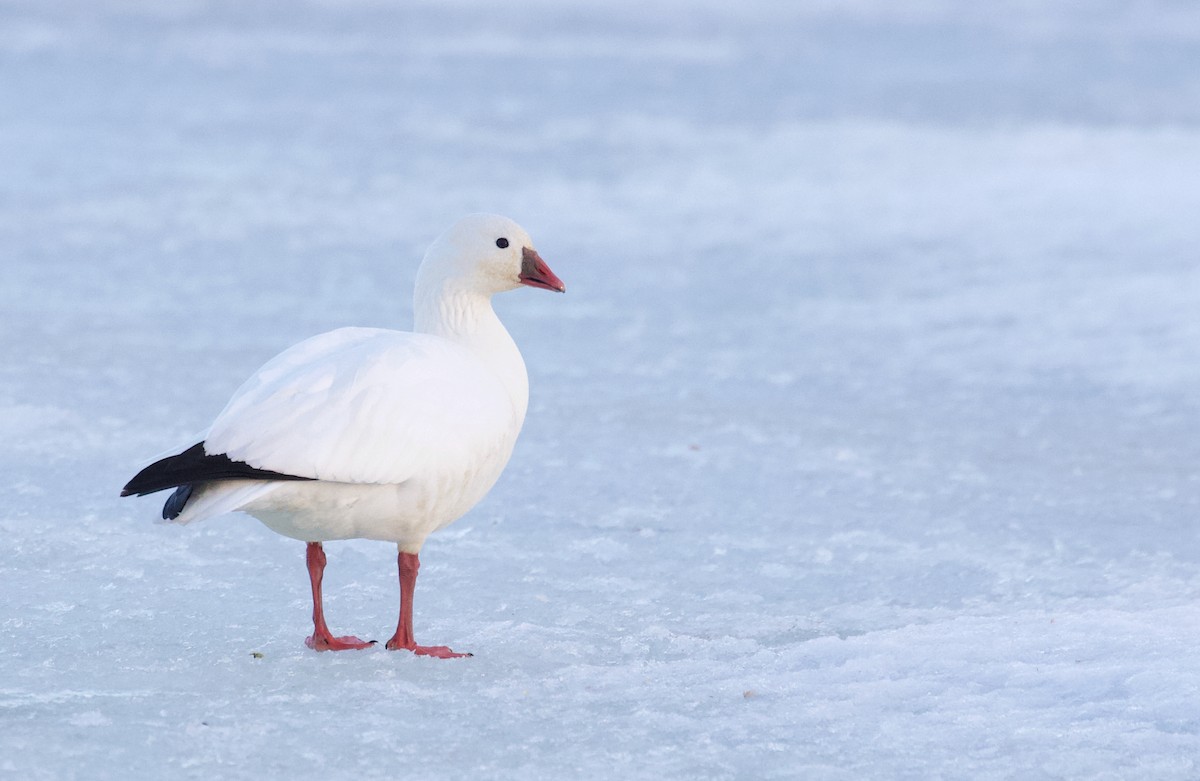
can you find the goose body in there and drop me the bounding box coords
[180,326,522,550]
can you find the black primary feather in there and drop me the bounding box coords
[121,442,314,498]
[162,484,194,520]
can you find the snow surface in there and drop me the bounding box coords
[2,1,1200,778]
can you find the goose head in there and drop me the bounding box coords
[417,213,565,298]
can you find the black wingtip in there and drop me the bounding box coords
[122,443,205,497]
[121,441,314,498]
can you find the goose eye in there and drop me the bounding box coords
[495,237,509,249]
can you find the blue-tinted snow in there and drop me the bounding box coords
[1,1,1199,779]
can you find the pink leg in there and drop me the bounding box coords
[304,542,374,651]
[385,551,470,658]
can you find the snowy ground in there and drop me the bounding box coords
[2,1,1200,778]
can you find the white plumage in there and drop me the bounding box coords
[184,327,521,548]
[207,329,515,487]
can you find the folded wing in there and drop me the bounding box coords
[203,327,518,486]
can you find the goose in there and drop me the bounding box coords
[122,213,564,656]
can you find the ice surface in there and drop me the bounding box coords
[2,1,1199,779]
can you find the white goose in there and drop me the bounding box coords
[122,214,564,656]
